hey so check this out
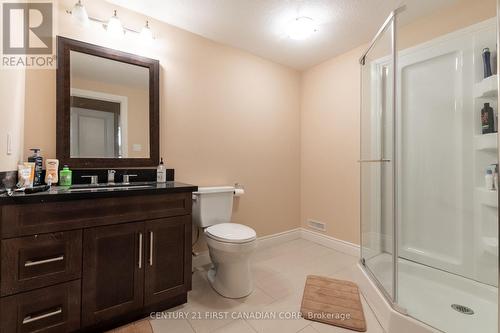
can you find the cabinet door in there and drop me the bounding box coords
[82,222,144,326]
[144,216,191,305]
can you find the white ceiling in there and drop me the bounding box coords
[105,0,459,70]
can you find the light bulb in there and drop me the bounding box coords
[285,17,318,40]
[140,20,153,41]
[72,0,89,27]
[107,10,124,37]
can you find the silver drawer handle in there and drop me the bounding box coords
[138,233,143,269]
[357,159,391,163]
[22,307,62,324]
[24,255,64,267]
[149,231,154,266]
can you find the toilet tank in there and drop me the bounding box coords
[192,186,234,228]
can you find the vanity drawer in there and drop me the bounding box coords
[1,230,82,296]
[0,280,81,333]
[1,192,191,238]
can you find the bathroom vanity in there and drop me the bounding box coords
[0,36,199,332]
[0,182,197,332]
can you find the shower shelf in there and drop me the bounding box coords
[482,236,498,256]
[475,187,498,207]
[474,133,498,151]
[474,74,498,99]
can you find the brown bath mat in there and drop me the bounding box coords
[300,275,367,332]
[106,320,153,333]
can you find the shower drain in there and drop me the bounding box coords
[451,304,474,315]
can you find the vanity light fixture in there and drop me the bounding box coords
[65,4,155,40]
[70,0,89,26]
[140,20,154,41]
[106,10,125,36]
[285,16,319,40]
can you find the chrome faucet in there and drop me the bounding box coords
[122,174,137,184]
[107,170,116,183]
[81,175,99,185]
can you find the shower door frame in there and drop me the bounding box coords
[359,6,405,307]
[497,0,500,329]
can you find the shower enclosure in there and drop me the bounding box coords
[360,5,498,333]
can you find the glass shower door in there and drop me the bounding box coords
[360,16,396,301]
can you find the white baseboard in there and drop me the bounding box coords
[300,228,360,257]
[258,228,302,249]
[192,227,359,268]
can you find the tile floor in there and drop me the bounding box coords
[140,239,385,333]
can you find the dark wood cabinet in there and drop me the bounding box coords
[144,216,191,305]
[0,192,191,238]
[0,280,81,333]
[1,230,82,296]
[82,222,144,327]
[0,190,194,333]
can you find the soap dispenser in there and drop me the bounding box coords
[157,158,166,183]
[28,148,43,186]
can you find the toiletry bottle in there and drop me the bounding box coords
[46,174,53,187]
[483,47,492,78]
[45,159,59,184]
[28,148,43,186]
[23,162,35,188]
[59,165,72,186]
[157,158,166,183]
[17,164,32,188]
[486,168,494,190]
[482,103,495,134]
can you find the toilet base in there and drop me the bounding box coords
[207,265,253,299]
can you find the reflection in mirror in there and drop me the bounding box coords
[69,51,150,158]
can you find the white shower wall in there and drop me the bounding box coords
[376,18,498,286]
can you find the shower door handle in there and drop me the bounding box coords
[357,159,391,163]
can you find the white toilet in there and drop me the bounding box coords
[192,186,257,298]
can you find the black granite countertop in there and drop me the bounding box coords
[0,181,198,204]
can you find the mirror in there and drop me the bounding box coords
[70,51,150,159]
[57,36,159,168]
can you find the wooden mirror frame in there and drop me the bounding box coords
[56,36,160,168]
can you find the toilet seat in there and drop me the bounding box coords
[205,223,256,244]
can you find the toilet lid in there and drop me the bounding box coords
[205,223,257,243]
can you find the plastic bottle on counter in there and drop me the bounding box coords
[59,165,73,186]
[157,158,166,183]
[28,148,43,186]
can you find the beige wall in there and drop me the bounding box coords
[300,0,496,245]
[300,45,365,244]
[0,68,25,172]
[22,0,301,242]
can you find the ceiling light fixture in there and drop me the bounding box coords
[285,16,318,40]
[140,20,153,41]
[106,10,124,37]
[70,0,89,26]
